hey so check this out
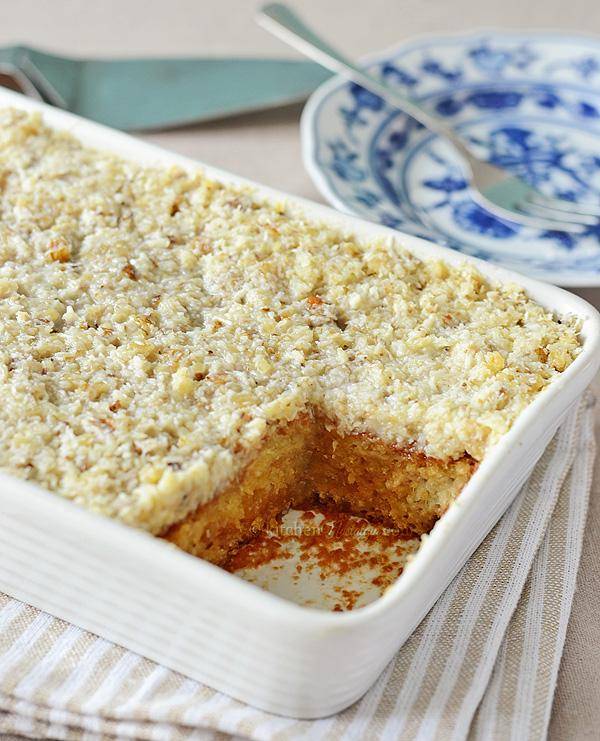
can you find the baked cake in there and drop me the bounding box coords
[0,109,581,565]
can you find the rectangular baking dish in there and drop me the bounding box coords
[0,87,598,719]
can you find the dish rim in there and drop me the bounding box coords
[0,86,599,627]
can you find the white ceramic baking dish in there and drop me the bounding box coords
[0,87,598,719]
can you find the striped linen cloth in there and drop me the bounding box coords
[0,391,595,741]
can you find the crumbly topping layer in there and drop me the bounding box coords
[0,109,581,533]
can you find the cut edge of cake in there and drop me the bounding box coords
[163,410,477,565]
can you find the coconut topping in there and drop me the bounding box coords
[0,109,580,532]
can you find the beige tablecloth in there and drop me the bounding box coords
[1,1,600,737]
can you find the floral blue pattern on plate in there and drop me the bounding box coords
[301,32,600,285]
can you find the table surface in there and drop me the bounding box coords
[2,1,600,738]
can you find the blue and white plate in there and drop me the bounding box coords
[301,32,600,285]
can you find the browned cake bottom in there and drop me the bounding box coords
[162,415,477,566]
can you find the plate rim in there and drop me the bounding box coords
[301,28,600,287]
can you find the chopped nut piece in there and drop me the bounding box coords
[47,236,71,262]
[171,368,194,399]
[123,262,137,280]
[486,351,505,374]
[536,347,549,362]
